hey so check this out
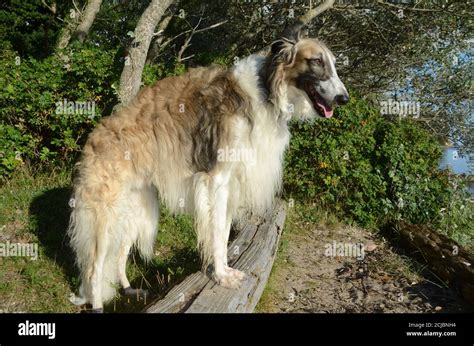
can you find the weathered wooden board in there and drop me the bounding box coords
[144,200,286,313]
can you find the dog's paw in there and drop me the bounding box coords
[69,293,86,306]
[215,267,246,289]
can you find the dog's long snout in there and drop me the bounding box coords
[334,93,350,105]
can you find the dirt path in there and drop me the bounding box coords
[257,220,469,313]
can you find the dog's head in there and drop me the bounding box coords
[267,23,349,119]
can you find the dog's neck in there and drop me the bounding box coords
[232,54,292,123]
[258,55,292,121]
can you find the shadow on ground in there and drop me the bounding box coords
[29,187,78,288]
[107,247,200,313]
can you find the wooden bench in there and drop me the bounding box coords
[144,200,286,313]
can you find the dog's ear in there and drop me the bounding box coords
[281,20,304,42]
[271,38,296,66]
[270,21,305,66]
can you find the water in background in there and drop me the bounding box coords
[439,147,473,195]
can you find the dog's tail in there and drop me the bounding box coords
[67,197,120,306]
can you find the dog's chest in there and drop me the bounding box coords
[235,117,290,212]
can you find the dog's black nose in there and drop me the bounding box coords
[334,94,350,105]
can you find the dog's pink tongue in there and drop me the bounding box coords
[317,101,334,118]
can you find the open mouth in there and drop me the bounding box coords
[303,84,334,118]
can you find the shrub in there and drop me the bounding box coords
[0,45,118,178]
[284,94,454,228]
[0,124,38,174]
[372,120,448,224]
[434,173,474,250]
[142,60,186,86]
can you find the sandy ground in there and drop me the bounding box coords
[258,222,469,313]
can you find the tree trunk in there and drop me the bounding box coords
[56,0,102,50]
[74,0,102,43]
[387,222,474,305]
[117,0,175,106]
[56,14,80,50]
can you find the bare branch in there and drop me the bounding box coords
[72,0,83,16]
[299,0,335,25]
[41,0,56,14]
[194,20,227,34]
[175,13,228,62]
[147,13,175,64]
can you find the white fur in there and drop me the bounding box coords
[231,55,291,213]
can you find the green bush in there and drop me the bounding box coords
[284,94,453,228]
[0,123,38,174]
[142,60,186,86]
[372,120,449,224]
[0,45,118,178]
[435,173,474,250]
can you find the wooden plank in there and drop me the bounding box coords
[144,200,286,313]
[144,272,209,313]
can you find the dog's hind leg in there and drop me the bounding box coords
[89,216,109,312]
[118,240,149,300]
[69,183,158,311]
[117,186,158,300]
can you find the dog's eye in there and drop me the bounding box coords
[309,58,323,66]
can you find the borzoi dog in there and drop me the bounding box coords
[68,25,349,312]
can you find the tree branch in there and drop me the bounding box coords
[177,17,228,62]
[299,0,335,25]
[376,0,453,13]
[146,13,174,64]
[56,0,102,50]
[41,0,56,14]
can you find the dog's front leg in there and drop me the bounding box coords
[209,173,246,289]
[194,170,246,289]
